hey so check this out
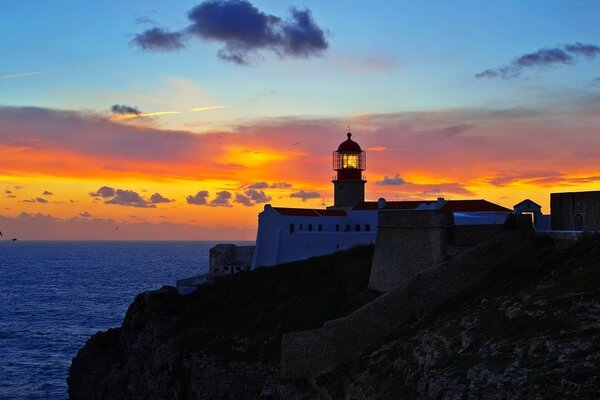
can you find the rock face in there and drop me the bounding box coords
[68,245,377,399]
[284,234,600,399]
[69,234,600,399]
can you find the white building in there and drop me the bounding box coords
[251,132,512,269]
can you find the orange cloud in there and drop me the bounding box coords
[1,102,600,237]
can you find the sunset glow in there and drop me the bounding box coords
[1,1,599,239]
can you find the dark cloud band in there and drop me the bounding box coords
[131,0,328,65]
[475,42,600,79]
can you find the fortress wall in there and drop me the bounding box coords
[280,229,532,379]
[450,224,505,246]
[368,210,454,293]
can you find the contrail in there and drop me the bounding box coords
[190,105,231,112]
[0,62,117,80]
[110,111,182,121]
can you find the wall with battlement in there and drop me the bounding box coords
[280,227,533,379]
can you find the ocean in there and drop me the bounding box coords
[0,240,252,399]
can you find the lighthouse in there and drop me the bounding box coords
[331,132,366,208]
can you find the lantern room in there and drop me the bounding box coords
[333,132,366,180]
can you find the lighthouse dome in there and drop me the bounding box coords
[337,132,362,152]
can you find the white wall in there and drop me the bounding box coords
[251,205,511,269]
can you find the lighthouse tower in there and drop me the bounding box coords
[331,132,366,208]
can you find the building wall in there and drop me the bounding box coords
[209,244,255,274]
[551,191,600,231]
[369,210,454,293]
[251,205,378,268]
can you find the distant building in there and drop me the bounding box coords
[513,199,551,230]
[251,132,512,268]
[551,190,600,231]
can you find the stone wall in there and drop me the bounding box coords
[279,228,533,379]
[551,191,600,231]
[368,210,454,293]
[450,224,505,246]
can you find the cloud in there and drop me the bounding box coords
[235,192,253,206]
[564,42,600,58]
[132,0,328,65]
[42,190,53,196]
[270,182,293,188]
[135,16,157,25]
[475,42,600,79]
[290,190,320,201]
[592,77,600,87]
[131,27,185,51]
[186,190,210,205]
[111,104,142,115]
[105,189,156,208]
[79,211,92,218]
[210,190,232,207]
[247,181,269,189]
[90,186,116,198]
[22,197,48,203]
[245,189,271,203]
[149,193,174,203]
[248,181,292,189]
[376,174,406,186]
[5,189,12,194]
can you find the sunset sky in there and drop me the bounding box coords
[1,0,599,239]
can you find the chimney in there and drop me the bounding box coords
[378,198,387,209]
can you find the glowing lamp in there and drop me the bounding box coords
[333,132,365,180]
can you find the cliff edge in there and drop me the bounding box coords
[68,245,377,399]
[69,234,600,399]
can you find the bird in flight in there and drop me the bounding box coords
[114,226,119,230]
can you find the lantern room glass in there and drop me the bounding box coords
[333,151,365,171]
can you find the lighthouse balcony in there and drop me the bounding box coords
[332,173,366,181]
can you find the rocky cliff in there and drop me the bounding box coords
[68,245,378,399]
[69,234,600,399]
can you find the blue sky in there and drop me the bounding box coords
[2,0,599,126]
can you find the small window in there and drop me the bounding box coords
[356,224,361,231]
[289,223,294,233]
[365,224,370,231]
[308,224,313,231]
[318,224,322,231]
[224,266,229,271]
[299,223,303,230]
[345,224,350,231]
[336,224,340,231]
[235,267,241,272]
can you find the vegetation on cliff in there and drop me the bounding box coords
[300,234,600,399]
[69,234,600,399]
[68,245,378,399]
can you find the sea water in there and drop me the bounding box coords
[0,241,252,399]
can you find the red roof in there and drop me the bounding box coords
[442,200,511,212]
[316,209,347,216]
[353,199,510,212]
[337,132,362,152]
[273,200,510,216]
[353,201,432,210]
[272,207,347,217]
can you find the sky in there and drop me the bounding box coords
[1,0,599,240]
